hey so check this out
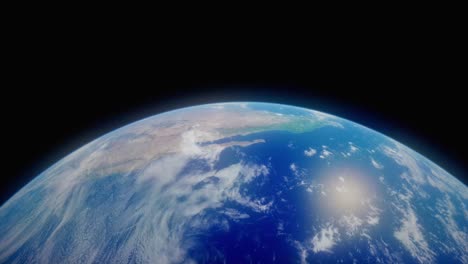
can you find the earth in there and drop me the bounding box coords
[0,102,466,263]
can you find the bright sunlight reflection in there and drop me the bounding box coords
[320,169,372,214]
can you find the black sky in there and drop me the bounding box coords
[1,23,466,205]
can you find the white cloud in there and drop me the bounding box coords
[306,183,326,195]
[25,157,272,263]
[311,111,334,121]
[348,142,359,153]
[289,163,307,179]
[319,146,333,159]
[394,206,434,263]
[364,203,381,226]
[137,154,189,185]
[241,164,269,183]
[428,167,468,199]
[311,225,339,253]
[304,148,317,157]
[223,208,250,221]
[308,110,344,128]
[371,158,384,169]
[381,144,426,184]
[434,195,468,263]
[427,175,450,193]
[180,130,224,167]
[361,233,371,240]
[290,163,297,172]
[367,215,379,225]
[293,241,308,264]
[150,162,271,261]
[340,215,363,236]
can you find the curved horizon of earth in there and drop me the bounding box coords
[0,102,466,263]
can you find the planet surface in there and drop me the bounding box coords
[0,102,466,263]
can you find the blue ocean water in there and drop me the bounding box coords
[182,122,396,262]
